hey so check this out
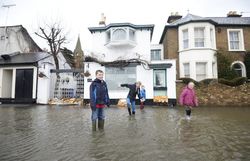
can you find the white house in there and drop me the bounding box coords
[177,15,217,81]
[0,25,71,104]
[160,13,250,81]
[84,22,177,105]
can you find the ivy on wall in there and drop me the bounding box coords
[244,51,250,79]
[216,50,238,80]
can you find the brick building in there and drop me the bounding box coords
[160,12,250,81]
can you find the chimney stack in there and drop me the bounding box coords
[99,13,106,26]
[227,11,242,17]
[167,12,182,23]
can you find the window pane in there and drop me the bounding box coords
[210,29,214,48]
[154,70,166,87]
[129,29,135,41]
[196,62,207,81]
[112,29,126,40]
[183,63,190,78]
[183,30,188,49]
[106,67,136,90]
[151,49,161,61]
[194,28,205,47]
[229,31,240,50]
[232,63,242,77]
[106,30,111,42]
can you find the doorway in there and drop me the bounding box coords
[15,69,34,99]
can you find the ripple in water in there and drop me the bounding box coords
[0,105,250,161]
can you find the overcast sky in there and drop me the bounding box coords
[0,0,250,52]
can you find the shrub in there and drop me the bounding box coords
[179,77,199,86]
[217,50,238,80]
[199,79,217,85]
[244,51,250,79]
[218,77,247,86]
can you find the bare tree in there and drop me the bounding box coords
[35,23,67,71]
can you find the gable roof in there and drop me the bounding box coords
[0,25,42,54]
[0,52,50,66]
[89,23,154,39]
[159,14,250,43]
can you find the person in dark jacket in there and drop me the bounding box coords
[120,81,141,115]
[90,70,110,131]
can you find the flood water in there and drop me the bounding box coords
[0,105,250,161]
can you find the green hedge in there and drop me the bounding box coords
[244,51,250,79]
[199,79,217,85]
[218,77,247,86]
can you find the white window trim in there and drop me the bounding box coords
[195,62,208,81]
[194,27,205,48]
[183,62,190,78]
[231,61,246,77]
[182,29,189,49]
[227,29,245,51]
[151,49,162,61]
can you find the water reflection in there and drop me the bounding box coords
[0,105,250,161]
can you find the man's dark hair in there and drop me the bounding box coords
[95,70,104,75]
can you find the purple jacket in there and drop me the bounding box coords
[179,86,198,107]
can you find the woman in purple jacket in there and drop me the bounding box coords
[179,82,198,120]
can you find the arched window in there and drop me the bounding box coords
[231,61,246,77]
[112,29,126,41]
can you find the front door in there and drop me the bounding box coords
[15,69,34,100]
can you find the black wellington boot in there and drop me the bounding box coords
[128,107,132,116]
[92,121,97,131]
[98,120,104,130]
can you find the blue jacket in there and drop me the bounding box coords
[121,83,141,101]
[90,78,110,110]
[140,89,146,99]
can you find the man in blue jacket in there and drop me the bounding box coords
[121,81,141,115]
[90,70,110,131]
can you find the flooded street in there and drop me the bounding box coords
[0,105,250,161]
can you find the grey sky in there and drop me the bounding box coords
[0,0,250,52]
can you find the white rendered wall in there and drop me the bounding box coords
[37,57,54,104]
[179,49,217,80]
[90,29,152,62]
[84,61,176,100]
[178,22,216,51]
[0,66,37,99]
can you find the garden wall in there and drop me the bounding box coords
[176,82,250,106]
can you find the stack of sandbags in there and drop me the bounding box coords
[117,98,127,108]
[153,96,168,103]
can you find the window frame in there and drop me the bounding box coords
[183,62,190,78]
[182,29,189,49]
[196,62,207,81]
[105,67,136,91]
[150,49,162,61]
[153,69,167,90]
[194,27,205,48]
[112,28,127,41]
[227,29,245,51]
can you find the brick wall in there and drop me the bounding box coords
[162,28,180,77]
[215,26,250,61]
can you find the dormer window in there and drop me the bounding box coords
[105,27,136,47]
[112,29,126,40]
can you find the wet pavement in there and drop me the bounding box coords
[0,105,250,161]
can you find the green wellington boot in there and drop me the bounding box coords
[98,120,105,130]
[92,121,97,131]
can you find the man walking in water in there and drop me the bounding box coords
[121,81,141,115]
[90,70,110,131]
